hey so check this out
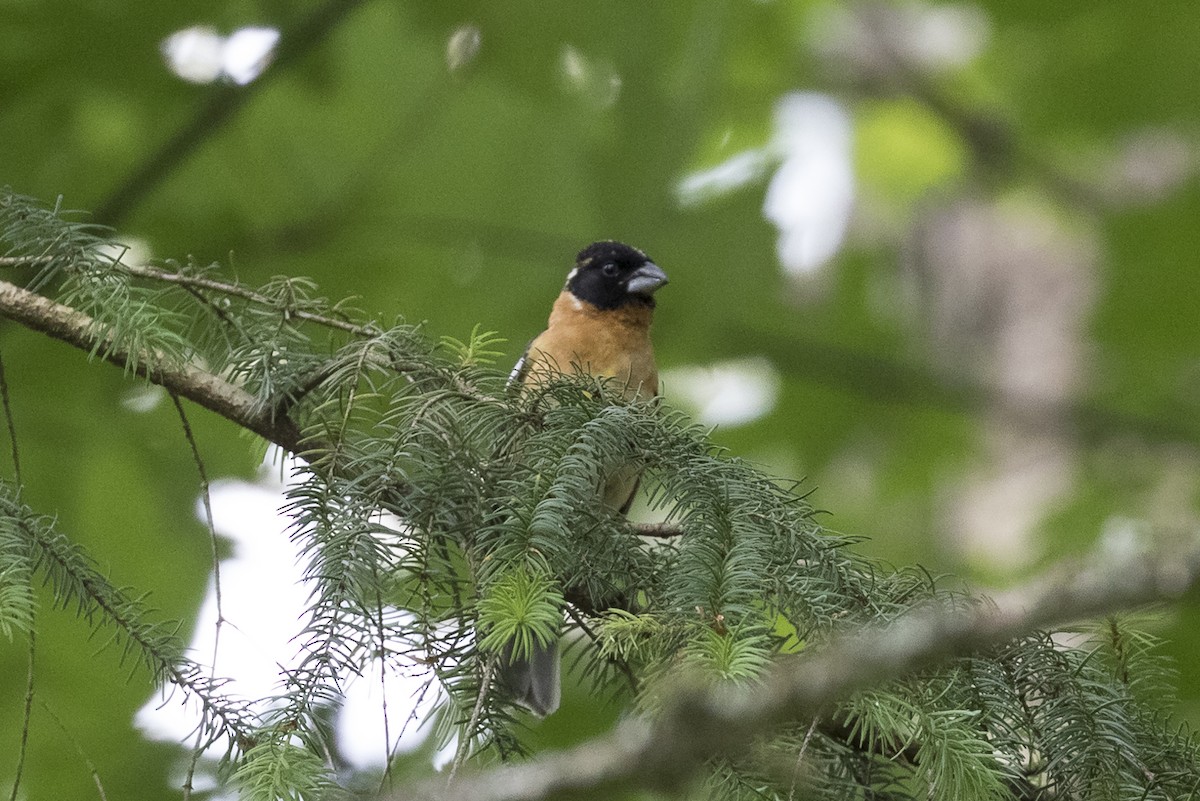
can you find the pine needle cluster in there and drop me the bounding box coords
[1,190,1198,800]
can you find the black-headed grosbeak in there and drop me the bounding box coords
[502,240,669,716]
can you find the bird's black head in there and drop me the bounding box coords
[565,241,669,311]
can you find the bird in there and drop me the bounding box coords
[501,240,669,716]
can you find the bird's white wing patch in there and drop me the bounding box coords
[508,339,534,387]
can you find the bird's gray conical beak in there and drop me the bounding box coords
[625,262,669,296]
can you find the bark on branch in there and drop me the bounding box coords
[420,541,1200,801]
[0,278,304,452]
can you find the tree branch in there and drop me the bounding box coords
[631,521,682,538]
[0,278,303,452]
[93,0,368,226]
[423,539,1200,801]
[739,324,1200,449]
[121,263,376,336]
[847,2,1111,211]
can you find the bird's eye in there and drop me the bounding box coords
[601,262,619,277]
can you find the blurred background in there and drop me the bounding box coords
[3,0,1200,797]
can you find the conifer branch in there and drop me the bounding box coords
[120,263,376,336]
[0,277,304,452]
[426,539,1200,801]
[5,190,1199,798]
[4,490,257,748]
[0,268,684,547]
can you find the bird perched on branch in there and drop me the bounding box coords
[501,240,669,716]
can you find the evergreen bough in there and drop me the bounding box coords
[1,189,1197,800]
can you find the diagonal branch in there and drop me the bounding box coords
[0,278,303,452]
[424,540,1200,801]
[94,0,368,226]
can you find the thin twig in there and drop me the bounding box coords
[0,255,376,336]
[37,699,109,801]
[0,352,21,486]
[171,394,225,799]
[786,718,819,801]
[372,558,395,791]
[566,605,639,694]
[448,655,498,787]
[8,626,35,801]
[122,263,375,336]
[1,351,34,801]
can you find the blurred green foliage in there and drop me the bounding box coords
[3,0,1200,797]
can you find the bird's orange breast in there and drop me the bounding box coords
[524,291,658,401]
